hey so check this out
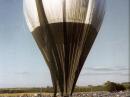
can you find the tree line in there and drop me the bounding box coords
[0,81,129,94]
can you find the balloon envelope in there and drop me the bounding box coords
[23,0,105,96]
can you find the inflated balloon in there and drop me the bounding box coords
[23,0,105,96]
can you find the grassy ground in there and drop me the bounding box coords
[0,93,53,96]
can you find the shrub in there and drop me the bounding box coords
[104,81,126,92]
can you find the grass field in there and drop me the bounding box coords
[0,91,130,97]
[0,93,53,97]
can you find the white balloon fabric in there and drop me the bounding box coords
[24,0,105,31]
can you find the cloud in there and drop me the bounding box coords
[87,67,114,71]
[117,66,129,71]
[81,66,129,76]
[84,66,129,72]
[14,71,30,75]
[80,72,129,76]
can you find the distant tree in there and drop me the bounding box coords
[104,81,116,92]
[122,82,130,90]
[126,85,130,90]
[104,81,126,92]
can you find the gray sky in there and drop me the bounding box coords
[0,0,129,88]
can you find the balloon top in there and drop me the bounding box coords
[23,0,105,32]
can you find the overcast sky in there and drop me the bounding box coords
[0,0,129,88]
